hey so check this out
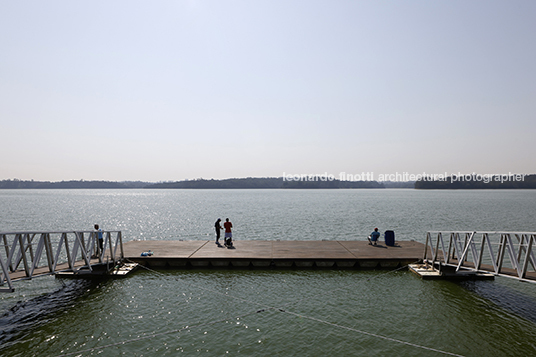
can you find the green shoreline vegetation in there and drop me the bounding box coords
[2,174,535,189]
[0,178,411,189]
[415,174,536,189]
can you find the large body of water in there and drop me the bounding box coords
[1,189,536,356]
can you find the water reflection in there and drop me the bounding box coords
[460,279,536,324]
[0,279,99,348]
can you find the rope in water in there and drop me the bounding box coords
[59,260,464,357]
[57,308,265,357]
[279,308,464,357]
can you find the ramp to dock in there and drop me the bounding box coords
[1,231,124,292]
[422,231,536,284]
[122,240,424,268]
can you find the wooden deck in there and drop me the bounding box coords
[2,240,425,287]
[122,240,425,269]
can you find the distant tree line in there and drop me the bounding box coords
[381,181,415,189]
[6,175,535,189]
[0,179,147,189]
[281,179,384,189]
[415,174,536,189]
[147,177,385,189]
[0,177,390,189]
[148,177,283,189]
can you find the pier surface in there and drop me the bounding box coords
[123,240,425,268]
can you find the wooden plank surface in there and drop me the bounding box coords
[273,241,355,259]
[122,240,208,258]
[122,239,425,260]
[5,240,427,282]
[191,240,273,259]
[339,240,426,259]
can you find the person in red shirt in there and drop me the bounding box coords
[223,218,233,248]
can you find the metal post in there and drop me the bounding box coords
[119,231,124,260]
[476,233,486,270]
[112,232,120,264]
[89,232,96,259]
[63,233,73,270]
[25,234,35,264]
[44,233,54,272]
[439,233,448,264]
[447,233,454,264]
[7,234,21,272]
[528,234,536,272]
[71,234,81,270]
[504,234,522,278]
[451,233,463,264]
[433,233,441,264]
[515,234,524,264]
[521,235,534,279]
[456,232,475,272]
[18,234,30,277]
[497,234,507,274]
[53,234,66,271]
[485,233,499,274]
[0,253,14,292]
[80,232,86,251]
[75,232,92,272]
[107,232,114,266]
[423,232,430,261]
[1,234,8,257]
[30,234,46,277]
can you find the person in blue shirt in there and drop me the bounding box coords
[94,224,104,254]
[368,228,380,246]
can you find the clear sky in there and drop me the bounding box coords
[1,0,535,182]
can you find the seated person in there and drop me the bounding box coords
[368,228,380,246]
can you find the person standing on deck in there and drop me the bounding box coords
[368,228,380,246]
[94,224,104,254]
[223,218,233,248]
[214,218,223,245]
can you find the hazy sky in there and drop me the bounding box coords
[1,1,535,182]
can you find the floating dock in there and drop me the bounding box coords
[408,263,495,281]
[55,261,139,279]
[122,240,424,269]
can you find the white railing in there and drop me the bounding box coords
[424,231,536,283]
[0,230,124,292]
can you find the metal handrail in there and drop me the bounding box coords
[0,230,124,292]
[423,231,536,283]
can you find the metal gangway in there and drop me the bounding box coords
[0,230,124,292]
[423,231,536,283]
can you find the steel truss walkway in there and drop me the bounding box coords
[423,231,536,283]
[1,230,124,292]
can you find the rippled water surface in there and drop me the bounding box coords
[1,189,536,356]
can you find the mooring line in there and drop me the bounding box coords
[276,260,420,310]
[128,260,278,310]
[57,308,266,357]
[62,260,463,357]
[126,260,415,313]
[128,258,419,311]
[279,309,465,357]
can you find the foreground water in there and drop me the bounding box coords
[1,189,536,356]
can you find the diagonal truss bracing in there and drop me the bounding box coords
[0,230,124,292]
[424,231,536,283]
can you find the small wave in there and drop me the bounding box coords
[460,280,536,324]
[0,279,98,348]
